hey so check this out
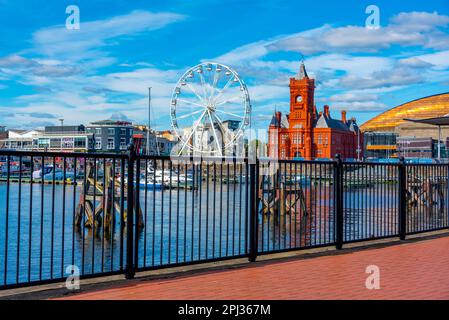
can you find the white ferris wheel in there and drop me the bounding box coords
[170,62,251,155]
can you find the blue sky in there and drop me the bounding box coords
[1,0,449,132]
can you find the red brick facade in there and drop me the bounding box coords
[268,62,363,160]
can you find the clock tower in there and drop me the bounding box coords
[288,61,315,159]
[267,60,362,161]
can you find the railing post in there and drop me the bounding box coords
[125,143,136,279]
[248,160,259,262]
[334,154,344,250]
[398,157,407,240]
[134,155,141,271]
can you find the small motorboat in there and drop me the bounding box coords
[32,165,54,179]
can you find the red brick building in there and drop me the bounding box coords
[267,62,362,160]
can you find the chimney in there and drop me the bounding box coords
[341,110,347,123]
[324,105,330,117]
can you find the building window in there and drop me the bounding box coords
[281,135,288,144]
[74,137,86,148]
[293,133,301,144]
[108,128,115,136]
[107,137,115,150]
[95,128,102,135]
[95,138,102,150]
[120,137,127,150]
[61,138,74,149]
[38,138,50,149]
[120,128,127,136]
[50,138,62,148]
[318,134,323,145]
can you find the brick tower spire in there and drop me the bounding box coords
[288,60,315,159]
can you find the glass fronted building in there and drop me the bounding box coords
[363,131,397,159]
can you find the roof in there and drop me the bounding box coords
[347,119,360,133]
[269,113,280,127]
[280,114,289,128]
[89,119,132,126]
[404,116,449,126]
[361,92,449,132]
[296,62,308,80]
[315,114,350,131]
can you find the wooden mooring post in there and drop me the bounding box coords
[75,160,143,232]
[259,163,309,219]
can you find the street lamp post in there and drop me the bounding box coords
[438,125,442,161]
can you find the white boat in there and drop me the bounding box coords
[147,168,194,186]
[32,165,54,179]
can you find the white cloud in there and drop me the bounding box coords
[0,54,83,78]
[417,50,449,69]
[269,11,449,54]
[391,11,449,32]
[329,93,378,103]
[329,101,388,112]
[306,54,393,77]
[32,10,186,60]
[339,67,425,90]
[398,57,434,68]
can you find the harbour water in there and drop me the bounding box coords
[0,180,407,286]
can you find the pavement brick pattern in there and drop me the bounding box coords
[60,237,449,300]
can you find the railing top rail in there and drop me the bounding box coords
[136,154,249,163]
[0,149,127,159]
[343,161,400,167]
[258,158,337,165]
[403,162,449,167]
[2,149,449,167]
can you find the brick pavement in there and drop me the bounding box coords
[59,236,449,300]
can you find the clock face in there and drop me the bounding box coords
[296,95,303,103]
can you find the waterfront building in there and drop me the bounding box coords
[363,131,397,159]
[87,120,134,153]
[396,137,439,159]
[361,92,449,159]
[0,126,7,149]
[267,61,362,160]
[33,125,94,152]
[0,129,42,151]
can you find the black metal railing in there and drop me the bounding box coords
[133,156,250,272]
[0,150,128,289]
[256,159,335,254]
[1,148,448,289]
[405,163,449,234]
[342,161,400,243]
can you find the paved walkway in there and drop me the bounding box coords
[60,236,449,300]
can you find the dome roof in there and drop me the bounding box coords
[361,92,449,132]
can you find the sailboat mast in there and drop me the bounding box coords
[147,87,151,155]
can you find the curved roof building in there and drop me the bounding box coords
[361,92,449,132]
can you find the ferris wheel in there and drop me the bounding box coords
[170,62,251,155]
